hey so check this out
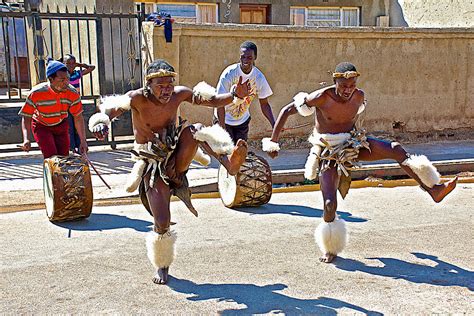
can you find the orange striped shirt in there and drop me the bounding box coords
[18,82,83,126]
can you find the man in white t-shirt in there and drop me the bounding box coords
[215,41,275,143]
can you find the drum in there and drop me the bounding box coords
[218,152,272,208]
[43,155,93,222]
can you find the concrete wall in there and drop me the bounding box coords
[392,0,474,27]
[148,23,473,140]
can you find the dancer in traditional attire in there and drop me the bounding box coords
[263,62,457,263]
[88,59,250,284]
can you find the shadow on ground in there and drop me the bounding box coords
[232,203,367,223]
[335,252,473,291]
[167,277,382,315]
[54,213,152,232]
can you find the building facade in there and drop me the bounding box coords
[136,0,389,26]
[136,0,474,27]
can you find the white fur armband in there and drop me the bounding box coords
[99,94,132,115]
[293,92,315,117]
[262,138,280,152]
[88,113,111,132]
[193,81,217,103]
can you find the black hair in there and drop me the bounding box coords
[335,62,357,73]
[144,59,175,97]
[240,41,257,56]
[60,54,76,63]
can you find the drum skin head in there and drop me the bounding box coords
[43,162,55,218]
[218,165,238,207]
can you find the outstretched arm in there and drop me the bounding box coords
[263,89,324,158]
[88,91,134,140]
[271,102,298,143]
[186,76,250,108]
[263,102,298,158]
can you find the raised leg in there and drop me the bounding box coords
[201,139,248,175]
[314,165,348,263]
[191,124,248,175]
[358,138,457,202]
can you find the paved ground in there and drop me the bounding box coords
[1,184,473,314]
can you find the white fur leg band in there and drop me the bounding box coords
[293,92,315,117]
[146,230,177,269]
[402,154,440,188]
[88,113,111,133]
[314,217,348,256]
[262,138,280,152]
[304,145,321,180]
[193,81,217,104]
[99,94,132,114]
[125,159,147,193]
[193,124,234,155]
[193,147,211,166]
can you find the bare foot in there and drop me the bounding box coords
[152,267,169,285]
[319,253,336,263]
[428,176,458,203]
[226,139,248,175]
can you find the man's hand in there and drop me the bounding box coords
[267,151,278,159]
[79,140,89,155]
[92,123,109,140]
[233,76,250,99]
[19,139,31,152]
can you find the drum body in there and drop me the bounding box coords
[43,155,93,222]
[218,152,272,208]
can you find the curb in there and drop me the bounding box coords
[3,176,472,214]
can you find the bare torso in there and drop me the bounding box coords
[129,87,192,143]
[312,86,365,134]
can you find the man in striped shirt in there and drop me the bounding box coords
[18,61,88,158]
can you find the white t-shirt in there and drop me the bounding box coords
[215,63,273,126]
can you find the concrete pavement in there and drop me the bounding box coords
[1,184,473,314]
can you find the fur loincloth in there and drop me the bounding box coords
[126,118,198,216]
[305,128,370,198]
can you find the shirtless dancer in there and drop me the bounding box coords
[263,62,457,263]
[88,59,250,284]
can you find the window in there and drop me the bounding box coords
[240,4,270,24]
[155,3,218,24]
[290,7,360,27]
[197,4,218,24]
[290,7,305,26]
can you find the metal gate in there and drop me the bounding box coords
[0,2,144,151]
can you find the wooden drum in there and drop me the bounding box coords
[43,155,93,222]
[218,152,272,208]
